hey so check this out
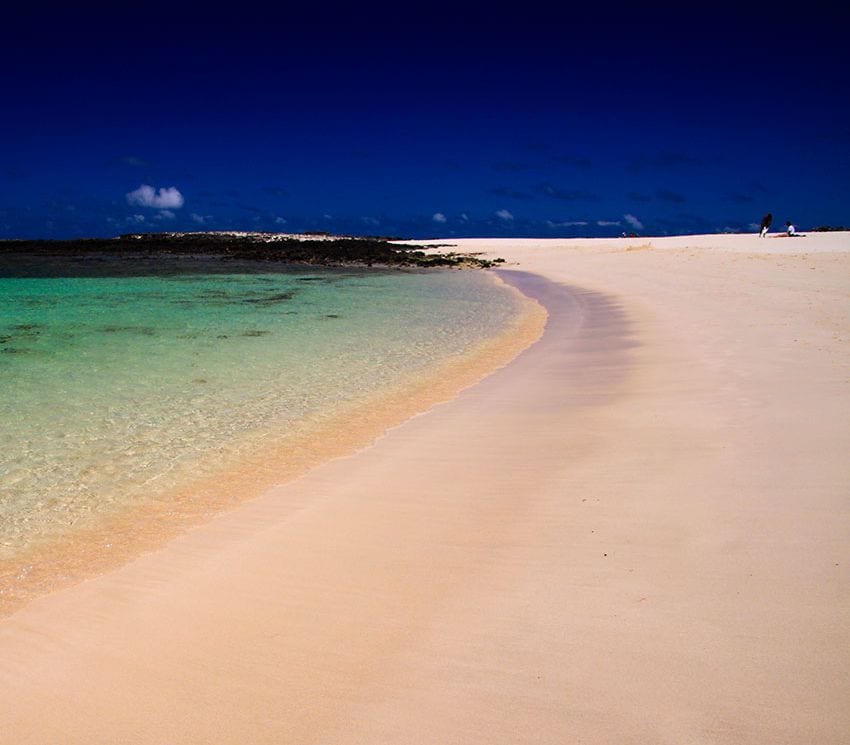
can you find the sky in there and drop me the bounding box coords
[2,3,849,239]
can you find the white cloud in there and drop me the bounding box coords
[275,216,287,225]
[459,213,469,222]
[597,220,621,226]
[546,219,588,227]
[191,213,210,224]
[495,209,514,221]
[361,216,380,226]
[126,184,185,209]
[432,212,447,223]
[624,213,644,230]
[127,214,146,223]
[155,210,176,220]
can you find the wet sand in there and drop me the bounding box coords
[1,233,848,743]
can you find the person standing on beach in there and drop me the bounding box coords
[759,212,773,237]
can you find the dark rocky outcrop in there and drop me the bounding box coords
[0,232,500,269]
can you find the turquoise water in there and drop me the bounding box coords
[0,258,523,561]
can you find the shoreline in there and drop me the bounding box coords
[1,233,848,743]
[0,270,546,618]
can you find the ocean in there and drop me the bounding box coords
[0,256,531,611]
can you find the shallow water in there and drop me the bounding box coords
[0,258,524,562]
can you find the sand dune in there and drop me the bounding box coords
[1,232,848,743]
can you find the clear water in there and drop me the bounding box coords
[0,258,524,562]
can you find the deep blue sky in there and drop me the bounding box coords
[2,3,848,239]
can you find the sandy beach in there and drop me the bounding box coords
[1,232,848,743]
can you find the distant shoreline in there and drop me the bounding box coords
[0,231,500,270]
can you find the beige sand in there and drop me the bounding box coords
[1,232,848,743]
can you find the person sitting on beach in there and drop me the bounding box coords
[786,221,804,237]
[759,212,773,237]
